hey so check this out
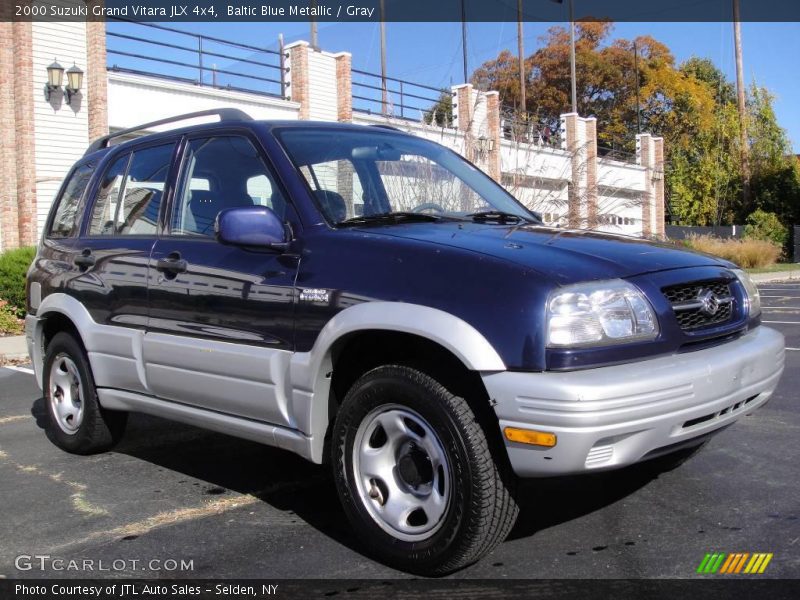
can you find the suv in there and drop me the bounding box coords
[26,109,784,575]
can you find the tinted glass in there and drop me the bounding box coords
[49,162,95,238]
[172,136,287,236]
[89,154,129,235]
[116,144,174,235]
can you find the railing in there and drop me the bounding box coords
[500,106,562,148]
[351,68,449,124]
[598,144,638,164]
[106,19,287,99]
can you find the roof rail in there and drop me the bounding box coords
[84,108,253,155]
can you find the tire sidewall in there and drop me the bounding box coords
[43,333,103,453]
[332,367,476,568]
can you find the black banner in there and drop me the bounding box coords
[3,579,800,600]
[4,0,800,23]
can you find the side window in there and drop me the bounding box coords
[116,144,174,235]
[89,153,129,235]
[171,136,287,237]
[88,143,174,236]
[48,162,95,238]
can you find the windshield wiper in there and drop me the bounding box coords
[337,211,442,227]
[466,210,534,224]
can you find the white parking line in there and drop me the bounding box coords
[787,348,800,351]
[2,365,34,375]
[763,321,800,325]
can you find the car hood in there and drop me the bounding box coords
[357,222,731,285]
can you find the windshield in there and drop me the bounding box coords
[275,127,535,225]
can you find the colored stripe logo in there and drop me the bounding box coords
[697,552,773,574]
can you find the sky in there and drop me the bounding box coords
[108,20,800,151]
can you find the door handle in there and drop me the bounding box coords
[73,249,95,268]
[156,253,188,274]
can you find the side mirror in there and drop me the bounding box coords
[215,206,289,250]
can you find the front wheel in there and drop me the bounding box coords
[43,332,127,454]
[331,365,518,575]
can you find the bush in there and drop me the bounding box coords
[682,234,781,269]
[743,209,789,247]
[0,300,22,335]
[0,246,36,317]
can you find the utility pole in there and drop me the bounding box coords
[733,0,751,208]
[461,0,468,83]
[633,40,641,134]
[568,0,577,113]
[310,1,318,50]
[517,0,526,115]
[380,0,388,115]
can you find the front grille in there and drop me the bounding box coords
[663,280,734,331]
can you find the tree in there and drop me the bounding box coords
[424,91,453,127]
[467,22,800,230]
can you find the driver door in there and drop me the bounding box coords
[143,133,300,427]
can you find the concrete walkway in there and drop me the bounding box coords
[750,269,800,284]
[0,335,27,363]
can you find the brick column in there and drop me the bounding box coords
[561,113,582,228]
[86,0,108,140]
[637,133,654,237]
[286,41,310,119]
[653,137,665,238]
[335,52,352,122]
[13,18,36,246]
[485,91,501,182]
[585,117,598,229]
[0,4,20,250]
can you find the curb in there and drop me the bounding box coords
[749,270,800,284]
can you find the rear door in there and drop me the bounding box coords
[67,141,177,393]
[143,133,300,427]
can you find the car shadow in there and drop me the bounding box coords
[30,398,683,566]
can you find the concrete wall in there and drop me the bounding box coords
[107,72,300,130]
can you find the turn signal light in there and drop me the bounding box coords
[504,427,557,447]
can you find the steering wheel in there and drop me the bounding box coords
[411,202,446,214]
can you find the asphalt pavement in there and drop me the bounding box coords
[0,282,797,580]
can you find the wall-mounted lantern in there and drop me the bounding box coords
[475,135,495,155]
[44,59,64,100]
[65,63,84,104]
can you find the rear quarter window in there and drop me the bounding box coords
[48,162,95,238]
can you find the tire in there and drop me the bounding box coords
[331,365,518,575]
[43,331,127,454]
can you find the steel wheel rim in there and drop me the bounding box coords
[352,404,451,542]
[49,354,84,434]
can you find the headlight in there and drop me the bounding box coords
[546,280,659,348]
[732,269,761,317]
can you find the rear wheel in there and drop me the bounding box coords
[43,332,127,454]
[331,365,518,575]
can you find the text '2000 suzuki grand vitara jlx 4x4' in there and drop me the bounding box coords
[26,109,785,575]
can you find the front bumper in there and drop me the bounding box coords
[482,326,785,477]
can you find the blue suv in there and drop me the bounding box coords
[26,109,785,574]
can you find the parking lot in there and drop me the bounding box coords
[0,281,797,581]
